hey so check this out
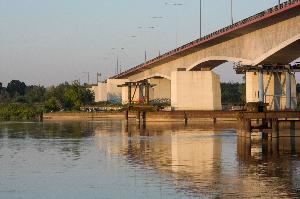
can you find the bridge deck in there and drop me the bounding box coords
[110,0,300,80]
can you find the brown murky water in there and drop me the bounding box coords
[0,121,300,199]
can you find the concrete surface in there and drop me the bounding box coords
[171,71,222,110]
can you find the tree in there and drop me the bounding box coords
[44,82,70,106]
[221,82,245,105]
[44,97,61,112]
[296,83,300,94]
[63,81,94,110]
[25,85,46,103]
[6,80,27,97]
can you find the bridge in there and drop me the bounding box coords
[92,0,300,111]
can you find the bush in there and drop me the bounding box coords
[44,97,61,112]
[0,103,43,120]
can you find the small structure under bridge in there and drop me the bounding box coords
[235,63,300,111]
[235,63,300,139]
[118,81,161,126]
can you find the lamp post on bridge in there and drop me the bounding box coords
[231,0,234,25]
[164,2,184,47]
[82,72,90,84]
[111,47,125,75]
[199,0,202,38]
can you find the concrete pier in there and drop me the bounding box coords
[171,71,222,111]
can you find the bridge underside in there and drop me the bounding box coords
[260,39,300,65]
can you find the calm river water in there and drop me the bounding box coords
[0,121,300,199]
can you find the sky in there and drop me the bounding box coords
[0,0,297,86]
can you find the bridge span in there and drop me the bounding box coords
[92,0,300,111]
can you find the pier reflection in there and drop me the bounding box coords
[95,121,300,198]
[237,136,300,198]
[95,122,230,197]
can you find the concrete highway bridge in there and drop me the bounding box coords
[92,0,300,111]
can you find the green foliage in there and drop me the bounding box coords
[63,81,94,110]
[0,84,10,103]
[297,83,300,94]
[6,80,27,97]
[0,103,42,120]
[221,82,246,105]
[45,82,69,105]
[25,85,46,103]
[297,84,300,110]
[43,81,94,111]
[44,97,61,112]
[0,79,94,118]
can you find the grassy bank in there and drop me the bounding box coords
[0,103,43,120]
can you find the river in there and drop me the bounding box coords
[0,121,300,198]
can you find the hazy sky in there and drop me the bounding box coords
[0,0,297,86]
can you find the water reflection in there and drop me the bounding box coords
[1,121,300,198]
[0,121,97,160]
[237,136,300,198]
[95,121,300,198]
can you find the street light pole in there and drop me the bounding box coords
[231,0,233,25]
[96,72,101,83]
[116,57,119,75]
[82,72,90,84]
[164,2,183,47]
[200,0,202,38]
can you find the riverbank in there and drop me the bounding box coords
[43,111,237,122]
[43,111,300,131]
[43,112,129,120]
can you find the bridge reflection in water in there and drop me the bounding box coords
[95,121,300,198]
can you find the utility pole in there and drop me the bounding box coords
[278,0,281,5]
[144,51,147,62]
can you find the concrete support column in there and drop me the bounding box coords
[258,70,264,102]
[171,71,221,110]
[90,82,107,102]
[286,71,291,110]
[107,79,129,104]
[148,78,171,101]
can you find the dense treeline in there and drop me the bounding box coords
[0,80,94,120]
[221,82,246,105]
